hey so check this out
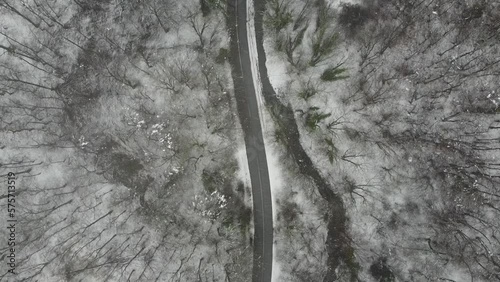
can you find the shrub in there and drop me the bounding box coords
[338,3,372,37]
[305,107,331,130]
[110,152,144,187]
[265,0,293,32]
[461,2,486,21]
[279,200,300,225]
[201,0,226,16]
[215,48,229,64]
[310,28,338,66]
[321,66,349,82]
[298,81,318,101]
[202,169,223,193]
[324,138,338,164]
[370,257,395,282]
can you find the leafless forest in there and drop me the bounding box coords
[1,0,499,281]
[265,0,500,281]
[0,0,253,281]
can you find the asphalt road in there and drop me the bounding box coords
[228,0,273,281]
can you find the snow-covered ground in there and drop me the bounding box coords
[235,146,252,188]
[258,0,500,280]
[327,0,362,8]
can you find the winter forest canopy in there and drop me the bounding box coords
[0,0,252,281]
[0,0,499,281]
[265,0,500,281]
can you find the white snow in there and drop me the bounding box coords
[262,38,289,93]
[327,0,362,9]
[235,146,252,188]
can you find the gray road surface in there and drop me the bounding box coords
[228,0,273,281]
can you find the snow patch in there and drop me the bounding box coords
[272,259,284,282]
[262,39,289,92]
[235,146,251,188]
[327,0,362,9]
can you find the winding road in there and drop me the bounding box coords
[228,0,273,281]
